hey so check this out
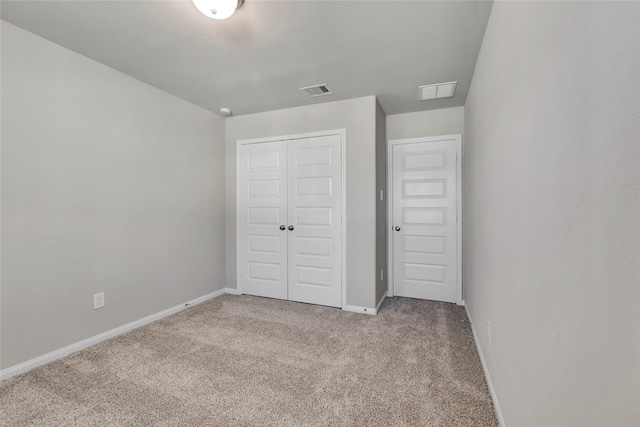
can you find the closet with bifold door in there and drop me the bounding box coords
[238,133,343,308]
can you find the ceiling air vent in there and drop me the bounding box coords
[300,84,332,98]
[419,81,457,101]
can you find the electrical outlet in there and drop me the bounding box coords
[94,292,105,310]
[486,320,491,343]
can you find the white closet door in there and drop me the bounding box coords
[287,135,342,308]
[238,141,288,300]
[392,139,458,303]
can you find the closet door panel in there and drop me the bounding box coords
[287,135,342,308]
[238,141,288,300]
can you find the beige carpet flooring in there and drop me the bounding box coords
[0,295,497,426]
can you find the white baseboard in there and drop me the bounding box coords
[0,288,227,381]
[464,303,506,427]
[344,304,377,315]
[224,287,240,295]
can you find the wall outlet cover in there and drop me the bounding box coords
[94,292,105,310]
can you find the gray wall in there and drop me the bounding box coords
[464,2,640,426]
[375,100,387,305]
[1,22,226,369]
[225,96,379,308]
[386,107,464,141]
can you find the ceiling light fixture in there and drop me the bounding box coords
[192,0,244,20]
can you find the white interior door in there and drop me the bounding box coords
[238,133,343,308]
[287,135,342,308]
[392,139,459,303]
[238,141,288,300]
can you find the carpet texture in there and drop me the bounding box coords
[0,295,497,426]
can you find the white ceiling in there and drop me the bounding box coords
[1,0,493,116]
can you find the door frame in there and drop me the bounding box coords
[236,129,347,310]
[386,134,463,305]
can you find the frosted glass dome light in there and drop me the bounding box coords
[192,0,243,20]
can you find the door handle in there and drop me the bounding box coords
[288,225,295,231]
[395,226,401,231]
[280,225,286,231]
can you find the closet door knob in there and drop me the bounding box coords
[288,225,295,231]
[280,225,286,231]
[395,226,401,231]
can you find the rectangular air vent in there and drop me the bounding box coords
[300,84,332,98]
[419,81,457,101]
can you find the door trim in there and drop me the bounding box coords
[236,129,347,310]
[386,134,463,305]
